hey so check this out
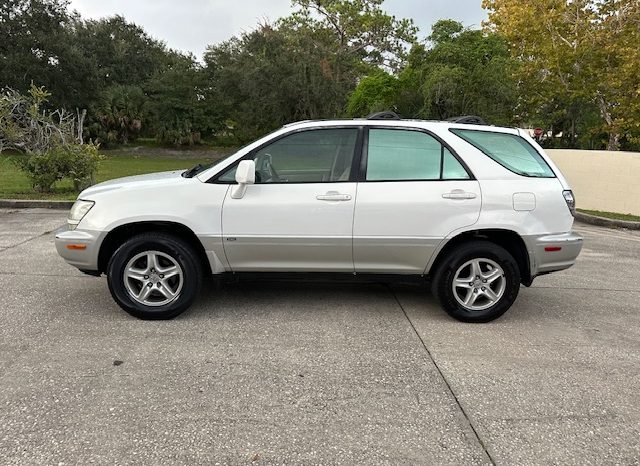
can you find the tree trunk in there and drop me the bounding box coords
[597,95,620,151]
[606,132,620,152]
[76,108,86,144]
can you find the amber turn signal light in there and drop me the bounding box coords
[66,244,87,250]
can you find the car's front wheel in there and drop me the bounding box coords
[432,241,521,322]
[107,233,202,320]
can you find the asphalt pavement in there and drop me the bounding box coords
[0,208,638,465]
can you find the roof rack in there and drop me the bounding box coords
[447,115,487,125]
[367,111,401,120]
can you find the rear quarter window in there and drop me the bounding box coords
[450,129,555,178]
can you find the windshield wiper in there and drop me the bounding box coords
[182,164,205,178]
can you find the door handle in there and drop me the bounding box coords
[316,191,352,201]
[442,189,477,200]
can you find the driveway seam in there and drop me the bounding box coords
[0,272,93,278]
[0,230,55,254]
[530,285,640,293]
[389,286,496,466]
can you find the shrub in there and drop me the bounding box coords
[155,127,202,147]
[18,143,102,193]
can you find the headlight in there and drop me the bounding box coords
[68,200,95,230]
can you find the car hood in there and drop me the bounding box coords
[79,170,187,198]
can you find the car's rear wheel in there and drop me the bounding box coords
[432,241,521,322]
[107,233,202,320]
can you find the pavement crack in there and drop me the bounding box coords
[388,286,497,466]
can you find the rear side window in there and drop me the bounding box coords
[450,129,555,178]
[442,148,469,179]
[366,129,470,181]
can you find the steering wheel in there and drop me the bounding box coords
[264,154,282,182]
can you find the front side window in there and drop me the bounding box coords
[366,129,470,181]
[219,128,358,183]
[450,129,555,178]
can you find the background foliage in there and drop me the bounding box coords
[1,0,638,150]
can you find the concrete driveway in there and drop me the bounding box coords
[0,208,639,465]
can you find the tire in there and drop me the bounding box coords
[107,233,203,320]
[431,240,521,323]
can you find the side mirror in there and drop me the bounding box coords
[231,160,255,199]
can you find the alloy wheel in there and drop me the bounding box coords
[452,258,506,311]
[123,250,184,307]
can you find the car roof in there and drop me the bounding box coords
[282,118,520,135]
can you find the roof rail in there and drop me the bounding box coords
[367,111,401,120]
[447,115,488,125]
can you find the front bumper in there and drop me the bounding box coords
[525,231,583,277]
[54,226,105,271]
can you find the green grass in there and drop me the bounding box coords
[577,208,640,222]
[0,152,218,200]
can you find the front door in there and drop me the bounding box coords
[221,127,360,272]
[353,127,481,273]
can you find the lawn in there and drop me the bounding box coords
[577,208,640,223]
[0,150,230,200]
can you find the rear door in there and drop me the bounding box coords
[353,127,481,273]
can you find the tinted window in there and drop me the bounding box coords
[443,147,470,180]
[450,129,555,177]
[219,128,358,183]
[366,129,470,181]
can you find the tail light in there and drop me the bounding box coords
[562,190,576,216]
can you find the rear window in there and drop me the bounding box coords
[450,129,555,178]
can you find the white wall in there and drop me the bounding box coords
[546,149,640,216]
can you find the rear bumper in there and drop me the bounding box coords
[524,231,583,277]
[54,226,105,271]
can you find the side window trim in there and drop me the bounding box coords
[358,126,475,182]
[207,126,364,184]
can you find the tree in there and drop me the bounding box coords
[71,15,174,90]
[284,0,416,116]
[86,84,146,145]
[0,5,190,143]
[287,0,417,71]
[349,20,518,124]
[72,16,192,144]
[419,23,517,124]
[591,0,640,149]
[203,1,416,141]
[483,0,640,150]
[146,55,210,146]
[0,0,81,107]
[204,24,325,141]
[345,70,400,117]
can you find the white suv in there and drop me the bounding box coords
[55,115,583,322]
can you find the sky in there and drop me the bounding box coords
[68,0,488,60]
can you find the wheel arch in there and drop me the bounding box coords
[98,221,212,276]
[427,228,532,286]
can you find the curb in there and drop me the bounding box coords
[0,199,73,210]
[575,211,640,230]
